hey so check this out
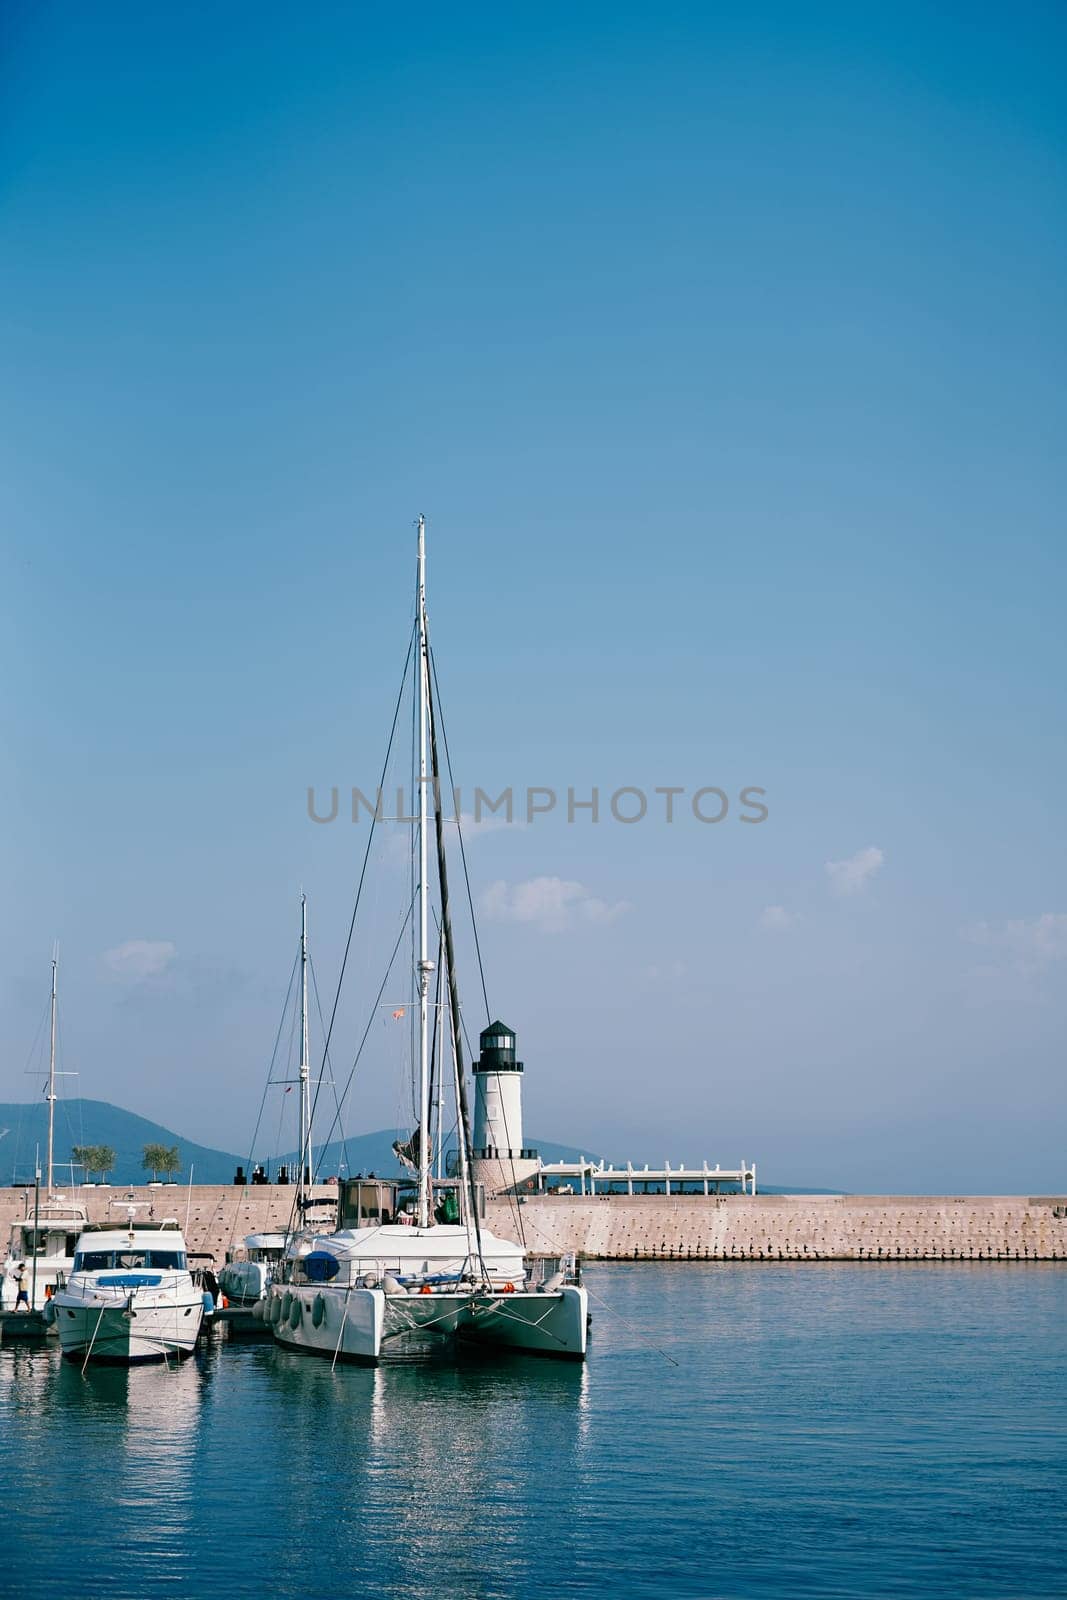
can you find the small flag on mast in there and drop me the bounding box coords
[392,1007,405,1020]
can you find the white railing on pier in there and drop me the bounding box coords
[535,1160,757,1196]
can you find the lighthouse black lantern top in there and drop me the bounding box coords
[473,1021,524,1074]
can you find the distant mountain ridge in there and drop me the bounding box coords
[0,1099,839,1192]
[0,1099,242,1186]
[0,1099,623,1186]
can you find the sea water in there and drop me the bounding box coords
[3,1263,1065,1599]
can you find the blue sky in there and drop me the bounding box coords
[3,2,1065,1191]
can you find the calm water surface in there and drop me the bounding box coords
[3,1264,1065,1599]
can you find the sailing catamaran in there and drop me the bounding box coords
[262,518,587,1362]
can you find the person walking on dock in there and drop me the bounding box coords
[15,1263,30,1312]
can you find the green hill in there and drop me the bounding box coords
[0,1099,241,1185]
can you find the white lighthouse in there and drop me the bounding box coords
[471,1021,540,1194]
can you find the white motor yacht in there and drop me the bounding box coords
[50,1213,205,1364]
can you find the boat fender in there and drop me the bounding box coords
[502,1283,515,1294]
[202,1291,215,1317]
[289,1299,303,1330]
[269,1295,282,1326]
[381,1274,401,1294]
[41,1299,56,1326]
[312,1294,326,1329]
[281,1291,293,1320]
[362,1273,378,1290]
[251,1299,264,1321]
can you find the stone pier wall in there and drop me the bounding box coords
[0,1185,320,1261]
[3,1186,1065,1262]
[485,1193,1067,1261]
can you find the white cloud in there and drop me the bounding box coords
[825,845,885,897]
[104,940,177,980]
[964,913,1067,975]
[481,876,630,934]
[759,905,800,932]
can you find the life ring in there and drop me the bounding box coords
[312,1294,326,1329]
[289,1299,303,1330]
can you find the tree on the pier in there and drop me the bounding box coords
[158,1145,181,1181]
[72,1145,115,1182]
[142,1143,169,1181]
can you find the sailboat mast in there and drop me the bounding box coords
[416,515,434,1229]
[46,950,58,1193]
[298,893,310,1211]
[424,610,488,1271]
[430,928,445,1182]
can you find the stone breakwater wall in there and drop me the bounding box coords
[485,1194,1067,1261]
[3,1187,1065,1262]
[0,1185,313,1261]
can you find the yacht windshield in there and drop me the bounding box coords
[74,1249,187,1271]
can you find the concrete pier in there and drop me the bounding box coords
[485,1193,1067,1262]
[2,1186,1064,1265]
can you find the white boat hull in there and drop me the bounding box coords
[269,1282,587,1364]
[54,1296,203,1364]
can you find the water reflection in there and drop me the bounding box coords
[3,1345,205,1596]
[5,1267,1065,1600]
[258,1348,590,1600]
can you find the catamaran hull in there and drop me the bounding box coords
[457,1285,587,1360]
[54,1299,203,1364]
[269,1284,587,1364]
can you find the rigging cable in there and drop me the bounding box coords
[424,622,488,1277]
[429,646,491,1023]
[307,952,352,1184]
[428,643,527,1241]
[225,947,299,1254]
[301,618,417,1213]
[295,893,416,1220]
[12,994,51,1184]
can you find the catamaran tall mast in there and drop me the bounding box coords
[298,893,311,1213]
[416,515,434,1229]
[46,950,57,1193]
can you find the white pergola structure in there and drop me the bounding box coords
[535,1159,757,1196]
